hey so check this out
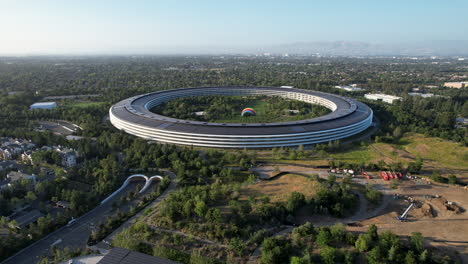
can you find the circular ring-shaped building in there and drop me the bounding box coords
[109,86,373,148]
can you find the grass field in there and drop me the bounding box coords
[403,133,468,168]
[214,99,272,123]
[327,134,466,170]
[255,133,467,178]
[152,95,331,124]
[213,98,322,124]
[240,173,319,202]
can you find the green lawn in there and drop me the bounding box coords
[328,145,377,163]
[256,133,467,177]
[214,99,271,123]
[212,98,320,123]
[152,95,331,124]
[403,133,468,168]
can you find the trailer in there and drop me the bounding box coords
[387,171,392,179]
[380,171,389,181]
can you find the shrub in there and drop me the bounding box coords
[367,246,383,264]
[365,185,382,204]
[260,237,292,264]
[410,232,424,252]
[355,234,371,252]
[404,250,417,264]
[153,246,190,263]
[316,229,332,246]
[320,246,337,264]
[448,174,457,184]
[431,171,445,183]
[286,192,306,213]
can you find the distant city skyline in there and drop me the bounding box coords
[1,0,468,55]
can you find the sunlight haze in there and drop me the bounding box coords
[1,0,468,54]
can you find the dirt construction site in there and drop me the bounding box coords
[252,164,468,262]
[348,177,468,262]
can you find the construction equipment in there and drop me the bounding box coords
[397,203,415,221]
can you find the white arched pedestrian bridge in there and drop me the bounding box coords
[101,174,164,204]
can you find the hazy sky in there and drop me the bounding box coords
[1,0,467,54]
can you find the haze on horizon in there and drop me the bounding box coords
[1,0,468,55]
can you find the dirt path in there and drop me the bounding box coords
[370,144,389,158]
[252,164,394,224]
[247,165,395,262]
[247,189,392,263]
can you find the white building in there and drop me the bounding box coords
[110,87,374,148]
[335,84,364,92]
[364,93,402,104]
[443,82,468,89]
[30,102,57,110]
[408,93,436,98]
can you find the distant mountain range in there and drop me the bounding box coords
[254,41,468,56]
[4,41,468,57]
[146,41,468,56]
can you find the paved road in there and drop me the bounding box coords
[1,176,164,264]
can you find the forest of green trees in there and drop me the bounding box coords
[0,56,465,263]
[259,223,452,264]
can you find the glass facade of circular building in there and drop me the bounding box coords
[109,86,373,148]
